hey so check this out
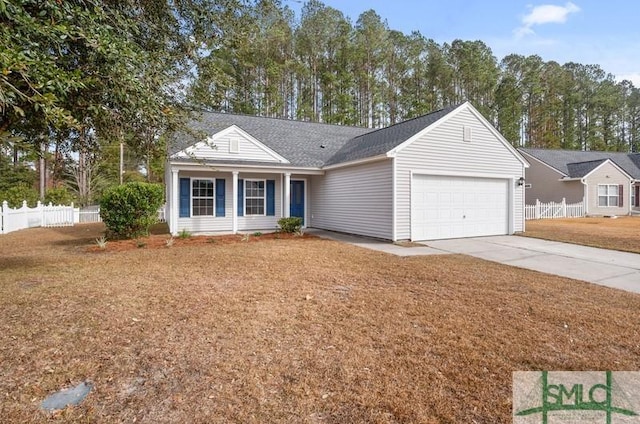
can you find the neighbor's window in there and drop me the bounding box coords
[598,184,619,207]
[245,179,265,215]
[192,179,214,216]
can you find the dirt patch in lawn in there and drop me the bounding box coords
[524,216,640,253]
[1,224,640,423]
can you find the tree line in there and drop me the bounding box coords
[1,0,639,204]
[191,0,640,153]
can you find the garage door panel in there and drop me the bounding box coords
[411,175,509,241]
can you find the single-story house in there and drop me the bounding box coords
[165,102,529,241]
[519,148,640,215]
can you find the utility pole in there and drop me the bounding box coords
[119,141,124,185]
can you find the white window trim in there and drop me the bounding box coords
[244,178,266,216]
[597,184,619,208]
[191,177,216,217]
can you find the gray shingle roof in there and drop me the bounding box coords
[171,105,462,168]
[520,148,640,179]
[170,112,374,167]
[324,104,462,166]
[566,159,607,178]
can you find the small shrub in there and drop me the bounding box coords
[253,231,263,237]
[95,236,108,249]
[178,229,192,239]
[277,217,303,234]
[99,182,164,239]
[136,239,147,248]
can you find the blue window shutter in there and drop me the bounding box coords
[216,179,225,217]
[237,179,244,216]
[266,180,275,216]
[179,178,190,217]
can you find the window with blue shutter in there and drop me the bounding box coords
[266,180,275,216]
[237,179,244,216]
[215,179,225,217]
[179,178,190,217]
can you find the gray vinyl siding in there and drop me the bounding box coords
[176,171,281,233]
[310,160,393,239]
[523,155,583,204]
[584,162,631,215]
[395,108,525,240]
[175,128,283,163]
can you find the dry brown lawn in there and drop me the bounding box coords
[1,224,640,423]
[524,216,640,254]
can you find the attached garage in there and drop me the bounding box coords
[411,174,511,241]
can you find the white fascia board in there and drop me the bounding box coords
[411,169,519,180]
[581,159,633,181]
[321,154,389,170]
[168,161,324,175]
[386,103,467,156]
[172,124,290,164]
[387,102,530,168]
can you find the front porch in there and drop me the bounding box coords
[166,166,319,235]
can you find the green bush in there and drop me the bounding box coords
[0,184,39,208]
[277,217,303,233]
[99,182,164,239]
[44,186,75,206]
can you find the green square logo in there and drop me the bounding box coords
[514,371,640,423]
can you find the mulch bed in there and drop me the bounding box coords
[87,232,316,253]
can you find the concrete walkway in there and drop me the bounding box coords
[307,229,640,294]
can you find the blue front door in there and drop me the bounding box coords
[290,180,305,225]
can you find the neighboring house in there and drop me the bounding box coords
[519,148,640,216]
[165,102,529,241]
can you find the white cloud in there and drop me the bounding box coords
[617,73,640,87]
[515,2,581,37]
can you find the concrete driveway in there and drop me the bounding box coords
[426,236,640,293]
[307,229,640,294]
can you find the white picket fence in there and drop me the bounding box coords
[525,198,586,220]
[78,206,166,224]
[1,201,167,234]
[1,200,77,234]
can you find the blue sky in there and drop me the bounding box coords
[285,1,640,86]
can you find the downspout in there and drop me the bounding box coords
[581,177,587,216]
[391,157,397,242]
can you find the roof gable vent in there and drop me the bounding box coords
[229,139,239,153]
[463,126,473,142]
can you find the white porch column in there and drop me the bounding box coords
[170,170,178,235]
[232,171,239,233]
[284,172,291,218]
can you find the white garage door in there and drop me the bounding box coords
[411,174,509,241]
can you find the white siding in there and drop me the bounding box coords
[165,164,173,232]
[176,171,233,233]
[237,173,282,231]
[174,127,284,163]
[395,107,525,240]
[175,171,282,233]
[311,160,393,239]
